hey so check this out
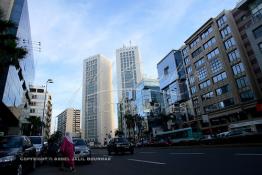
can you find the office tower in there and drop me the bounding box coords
[57,108,81,137]
[232,0,262,93]
[181,9,261,134]
[26,85,52,138]
[116,45,142,102]
[82,54,114,145]
[0,0,35,135]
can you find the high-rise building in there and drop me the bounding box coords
[157,50,196,131]
[0,0,35,135]
[82,54,114,145]
[57,108,81,137]
[157,50,189,114]
[25,85,52,138]
[116,45,142,102]
[135,78,164,132]
[232,0,262,92]
[181,8,262,134]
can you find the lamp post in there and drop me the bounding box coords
[42,79,53,137]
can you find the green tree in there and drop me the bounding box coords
[26,116,45,136]
[124,114,135,138]
[115,129,124,137]
[0,10,27,68]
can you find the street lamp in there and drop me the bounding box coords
[42,79,53,137]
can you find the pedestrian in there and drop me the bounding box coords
[60,132,75,172]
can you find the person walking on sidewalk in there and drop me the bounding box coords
[60,132,75,172]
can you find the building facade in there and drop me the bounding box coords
[26,85,52,138]
[116,45,142,102]
[57,108,81,137]
[82,54,114,145]
[182,8,262,134]
[0,0,34,135]
[232,0,262,92]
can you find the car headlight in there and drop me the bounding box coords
[0,155,16,163]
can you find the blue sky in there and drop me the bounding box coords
[27,0,238,132]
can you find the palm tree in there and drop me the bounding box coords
[26,116,45,136]
[124,114,135,138]
[159,113,172,131]
[0,10,27,68]
[115,129,124,137]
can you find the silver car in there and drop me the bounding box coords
[73,138,91,164]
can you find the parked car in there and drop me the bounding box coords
[225,130,251,138]
[107,137,134,155]
[0,135,36,175]
[28,136,46,157]
[73,138,91,164]
[136,140,149,147]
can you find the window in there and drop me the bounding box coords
[197,67,208,81]
[201,27,213,39]
[189,76,195,85]
[240,90,254,102]
[236,76,249,89]
[190,38,200,48]
[191,47,203,58]
[203,37,216,49]
[195,108,201,115]
[193,97,199,107]
[217,15,227,28]
[186,66,192,74]
[194,58,205,68]
[184,56,190,65]
[220,26,231,38]
[216,84,230,95]
[232,62,245,75]
[213,72,227,83]
[199,80,211,90]
[207,48,219,60]
[228,49,240,62]
[218,98,234,108]
[37,89,44,93]
[210,58,223,74]
[224,37,236,50]
[202,91,214,100]
[191,86,197,94]
[182,47,189,57]
[164,66,169,75]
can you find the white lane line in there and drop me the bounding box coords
[235,153,262,156]
[139,152,157,154]
[169,153,205,155]
[128,159,166,165]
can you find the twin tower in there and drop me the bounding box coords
[82,45,142,145]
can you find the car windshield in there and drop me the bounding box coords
[29,137,42,144]
[73,139,86,146]
[0,136,23,148]
[114,138,128,143]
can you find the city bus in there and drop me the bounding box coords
[155,127,202,144]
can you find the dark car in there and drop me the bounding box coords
[107,137,134,155]
[0,135,37,175]
[73,138,91,164]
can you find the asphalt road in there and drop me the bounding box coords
[30,146,262,175]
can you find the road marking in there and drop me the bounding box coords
[169,153,205,155]
[139,152,157,154]
[235,153,262,156]
[128,159,166,165]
